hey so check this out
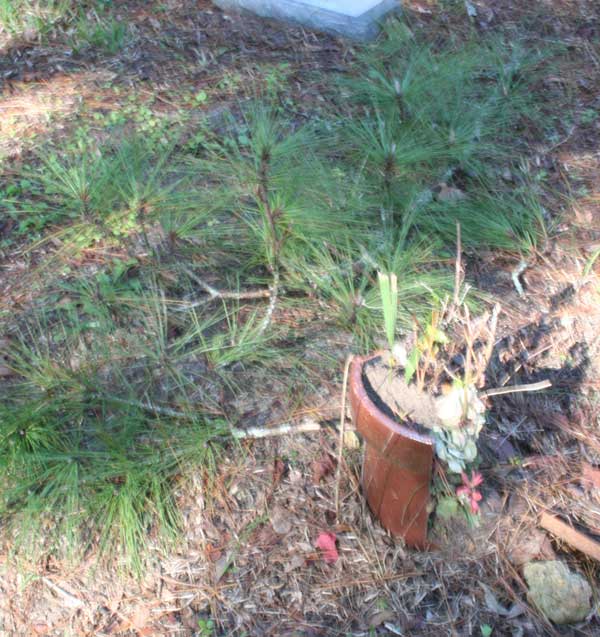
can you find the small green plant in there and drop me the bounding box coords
[10,135,190,252]
[581,108,598,126]
[71,13,128,55]
[404,310,449,388]
[197,618,215,637]
[373,268,494,516]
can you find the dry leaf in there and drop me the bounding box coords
[315,531,338,564]
[284,554,306,573]
[205,542,223,562]
[343,430,360,450]
[214,550,234,582]
[270,505,292,535]
[130,605,152,633]
[581,462,600,491]
[508,528,555,565]
[368,610,396,628]
[272,458,286,487]
[480,583,510,616]
[435,183,466,202]
[288,468,303,484]
[312,453,336,484]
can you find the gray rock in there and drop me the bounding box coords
[213,0,401,41]
[524,560,592,624]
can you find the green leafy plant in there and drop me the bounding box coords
[337,21,546,249]
[0,273,283,571]
[404,310,449,388]
[197,618,216,637]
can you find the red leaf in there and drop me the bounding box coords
[315,531,338,563]
[470,471,484,487]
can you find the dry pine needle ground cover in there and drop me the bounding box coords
[0,0,600,635]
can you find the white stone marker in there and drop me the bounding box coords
[213,0,400,41]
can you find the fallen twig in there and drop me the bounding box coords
[177,266,271,310]
[41,577,83,609]
[511,260,528,297]
[99,395,196,418]
[479,303,500,387]
[453,221,462,307]
[99,395,329,438]
[232,418,320,439]
[481,379,551,398]
[540,511,600,562]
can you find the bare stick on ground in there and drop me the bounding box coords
[335,355,353,520]
[100,394,324,439]
[540,511,600,562]
[178,266,271,310]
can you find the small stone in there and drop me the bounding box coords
[524,560,592,624]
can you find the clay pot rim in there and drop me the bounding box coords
[351,352,434,447]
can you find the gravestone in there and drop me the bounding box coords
[213,0,400,41]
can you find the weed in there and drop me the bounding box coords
[0,0,72,38]
[70,12,128,55]
[197,618,216,637]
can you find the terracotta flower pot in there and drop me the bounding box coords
[349,354,434,548]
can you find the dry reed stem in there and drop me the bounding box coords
[335,354,353,520]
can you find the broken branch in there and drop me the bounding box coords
[481,379,552,398]
[177,266,271,310]
[540,511,600,562]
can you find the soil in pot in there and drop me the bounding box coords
[362,356,445,432]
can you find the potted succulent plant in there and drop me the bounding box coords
[349,272,500,547]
